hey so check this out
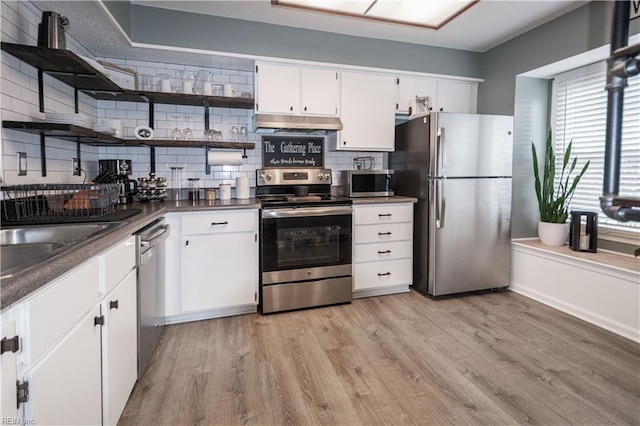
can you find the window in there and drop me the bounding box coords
[551,61,640,235]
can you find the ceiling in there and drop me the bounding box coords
[130,0,588,52]
[32,0,589,70]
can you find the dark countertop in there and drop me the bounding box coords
[1,198,261,310]
[350,196,418,204]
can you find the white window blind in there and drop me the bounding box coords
[551,61,640,231]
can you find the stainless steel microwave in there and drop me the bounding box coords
[341,170,394,197]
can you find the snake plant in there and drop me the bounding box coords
[531,129,590,223]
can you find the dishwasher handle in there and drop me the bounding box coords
[140,224,170,247]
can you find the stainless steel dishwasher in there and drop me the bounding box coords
[135,217,170,378]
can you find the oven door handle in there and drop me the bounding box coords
[262,206,353,218]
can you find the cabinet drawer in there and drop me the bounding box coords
[354,222,413,244]
[354,258,413,290]
[181,210,257,235]
[354,240,412,263]
[354,204,413,225]
[103,236,136,294]
[24,258,100,365]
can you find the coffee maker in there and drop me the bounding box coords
[98,159,137,204]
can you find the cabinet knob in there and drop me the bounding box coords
[94,315,105,326]
[304,106,307,111]
[109,300,119,310]
[290,106,293,111]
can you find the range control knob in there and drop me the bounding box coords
[323,173,331,182]
[317,173,324,181]
[266,173,272,181]
[259,173,272,183]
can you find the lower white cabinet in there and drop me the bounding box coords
[101,269,138,426]
[353,203,414,297]
[5,236,137,426]
[23,305,103,425]
[165,209,259,323]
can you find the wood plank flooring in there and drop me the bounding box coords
[119,290,640,425]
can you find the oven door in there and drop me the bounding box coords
[261,206,352,284]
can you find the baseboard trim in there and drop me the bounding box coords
[161,304,257,325]
[353,284,410,299]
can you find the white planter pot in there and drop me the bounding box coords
[538,221,569,246]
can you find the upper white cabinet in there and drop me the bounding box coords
[336,72,396,152]
[255,63,339,116]
[396,76,477,114]
[300,67,340,115]
[395,77,437,114]
[435,80,477,113]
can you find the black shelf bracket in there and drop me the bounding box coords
[149,101,155,174]
[205,146,211,175]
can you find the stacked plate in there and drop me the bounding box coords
[93,124,118,135]
[45,112,94,128]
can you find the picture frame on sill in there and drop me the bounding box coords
[97,61,138,90]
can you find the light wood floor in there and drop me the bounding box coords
[119,290,640,425]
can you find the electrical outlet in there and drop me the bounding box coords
[17,152,27,176]
[72,158,81,176]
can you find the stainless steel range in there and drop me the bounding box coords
[257,168,353,314]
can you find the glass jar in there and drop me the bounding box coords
[170,166,184,201]
[188,178,200,202]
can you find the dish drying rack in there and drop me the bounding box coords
[1,183,120,223]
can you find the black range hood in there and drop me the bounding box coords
[254,113,343,133]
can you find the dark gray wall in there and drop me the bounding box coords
[479,1,639,115]
[116,4,483,78]
[103,0,132,38]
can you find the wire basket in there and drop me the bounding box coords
[1,183,120,223]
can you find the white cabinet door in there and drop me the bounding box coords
[101,269,137,426]
[337,72,396,151]
[435,80,475,113]
[255,63,300,114]
[396,77,437,114]
[300,68,340,116]
[1,313,18,420]
[181,232,258,312]
[23,305,102,426]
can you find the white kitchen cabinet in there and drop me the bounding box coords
[1,311,18,420]
[300,67,340,115]
[255,63,300,114]
[335,72,396,151]
[255,63,340,116]
[10,235,137,426]
[22,304,103,426]
[165,209,259,321]
[101,269,137,426]
[353,203,414,297]
[435,80,477,113]
[396,76,437,114]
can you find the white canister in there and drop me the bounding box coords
[236,176,250,199]
[219,183,231,200]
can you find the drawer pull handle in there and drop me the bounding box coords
[109,300,119,310]
[211,221,229,226]
[378,250,391,254]
[378,272,391,276]
[378,232,392,236]
[378,213,392,217]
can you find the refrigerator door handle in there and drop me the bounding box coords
[437,127,446,177]
[435,177,445,229]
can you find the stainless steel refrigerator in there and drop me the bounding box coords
[389,112,513,296]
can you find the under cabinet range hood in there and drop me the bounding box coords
[254,113,343,133]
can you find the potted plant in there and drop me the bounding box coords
[531,129,590,246]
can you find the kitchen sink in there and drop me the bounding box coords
[1,222,121,279]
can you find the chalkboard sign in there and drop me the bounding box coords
[262,136,324,168]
